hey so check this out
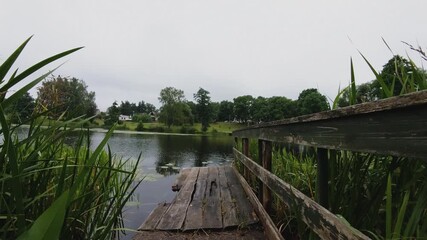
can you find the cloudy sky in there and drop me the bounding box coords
[1,0,426,111]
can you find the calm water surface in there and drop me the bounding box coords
[88,131,234,238]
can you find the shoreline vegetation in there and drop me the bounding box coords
[1,38,140,240]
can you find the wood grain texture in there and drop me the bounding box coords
[218,166,239,228]
[203,167,223,229]
[183,167,208,230]
[138,203,170,230]
[156,168,199,230]
[234,149,370,240]
[233,167,285,240]
[138,166,258,232]
[234,103,427,159]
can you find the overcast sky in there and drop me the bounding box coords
[1,0,426,111]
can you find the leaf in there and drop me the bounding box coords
[359,51,393,98]
[0,36,32,82]
[386,174,392,240]
[392,191,410,239]
[17,191,70,240]
[350,58,357,105]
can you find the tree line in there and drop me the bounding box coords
[6,55,426,132]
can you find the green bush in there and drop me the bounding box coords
[136,121,144,131]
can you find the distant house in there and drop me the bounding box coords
[149,112,158,122]
[119,115,132,121]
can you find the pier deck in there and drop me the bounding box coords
[134,165,264,239]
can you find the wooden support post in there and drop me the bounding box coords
[257,139,263,201]
[317,148,329,209]
[242,138,249,180]
[261,140,272,213]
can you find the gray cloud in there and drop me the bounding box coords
[1,0,426,111]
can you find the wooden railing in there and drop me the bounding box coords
[232,90,427,240]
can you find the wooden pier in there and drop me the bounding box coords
[134,166,266,240]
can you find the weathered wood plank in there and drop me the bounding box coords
[156,168,199,230]
[233,167,284,240]
[234,149,370,240]
[183,167,208,230]
[138,202,170,230]
[224,166,258,226]
[261,140,272,213]
[233,91,427,159]
[172,168,191,192]
[202,167,223,229]
[218,166,239,228]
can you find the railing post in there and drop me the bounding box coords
[261,140,272,213]
[242,138,249,180]
[257,139,263,201]
[317,148,329,209]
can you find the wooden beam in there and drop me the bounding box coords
[234,148,370,240]
[233,94,427,159]
[232,166,284,240]
[317,148,329,209]
[261,140,272,213]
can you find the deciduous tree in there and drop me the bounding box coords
[193,88,212,132]
[36,75,97,120]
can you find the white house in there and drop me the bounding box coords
[119,115,132,121]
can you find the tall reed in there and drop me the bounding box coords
[0,37,141,239]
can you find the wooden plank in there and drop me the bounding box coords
[233,166,284,240]
[224,166,258,226]
[218,166,239,228]
[172,168,191,192]
[183,167,208,230]
[233,91,427,159]
[138,203,170,230]
[156,168,199,230]
[234,149,370,240]
[202,167,223,229]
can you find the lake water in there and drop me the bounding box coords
[87,131,235,238]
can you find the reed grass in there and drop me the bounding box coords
[235,44,427,239]
[0,37,140,239]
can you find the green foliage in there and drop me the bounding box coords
[158,87,192,128]
[297,88,330,115]
[36,75,97,120]
[136,121,144,131]
[233,95,254,123]
[104,101,120,126]
[132,113,152,123]
[194,87,212,132]
[217,100,234,122]
[4,91,35,123]
[0,37,139,239]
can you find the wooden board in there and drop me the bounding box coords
[183,167,208,230]
[138,166,259,232]
[202,167,222,228]
[233,167,284,240]
[218,166,239,228]
[156,168,199,230]
[233,91,427,159]
[138,203,170,230]
[224,166,258,226]
[172,168,191,191]
[234,149,370,240]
